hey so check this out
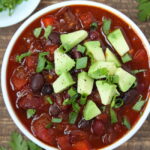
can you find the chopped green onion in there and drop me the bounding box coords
[51,118,62,123]
[111,98,124,109]
[26,109,36,119]
[131,69,147,75]
[123,116,131,129]
[33,27,42,38]
[69,112,78,124]
[77,44,86,54]
[72,102,80,113]
[76,57,88,69]
[63,98,70,105]
[100,106,106,112]
[102,17,112,35]
[121,53,132,63]
[16,51,32,63]
[80,95,87,105]
[46,97,53,104]
[44,25,52,40]
[45,122,53,129]
[110,109,118,124]
[36,52,49,72]
[90,22,98,30]
[106,75,119,84]
[63,94,79,106]
[132,81,138,88]
[132,95,145,111]
[44,60,54,70]
[68,87,77,97]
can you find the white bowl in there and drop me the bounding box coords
[1,1,150,150]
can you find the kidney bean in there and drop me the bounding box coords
[30,73,44,93]
[49,103,60,116]
[48,32,60,45]
[91,120,106,136]
[42,84,53,95]
[78,119,90,129]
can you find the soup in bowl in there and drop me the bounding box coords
[1,1,150,150]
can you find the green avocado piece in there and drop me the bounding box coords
[96,81,119,105]
[60,30,88,52]
[77,71,94,95]
[115,68,136,92]
[88,61,117,79]
[84,41,105,63]
[105,48,121,67]
[53,72,75,93]
[54,47,75,75]
[107,29,130,56]
[83,100,101,120]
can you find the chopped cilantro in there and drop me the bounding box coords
[33,27,42,38]
[44,25,52,40]
[102,17,112,35]
[51,118,62,123]
[69,111,78,124]
[16,51,32,63]
[122,116,131,129]
[26,109,36,119]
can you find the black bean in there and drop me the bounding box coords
[48,32,60,45]
[49,103,60,116]
[89,30,100,40]
[78,119,90,129]
[70,47,82,59]
[41,84,53,95]
[30,73,44,92]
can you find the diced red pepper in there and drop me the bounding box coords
[41,16,56,28]
[73,141,90,150]
[11,66,28,90]
[57,136,72,150]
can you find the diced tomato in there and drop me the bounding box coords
[79,12,95,29]
[32,114,56,146]
[11,66,28,90]
[73,141,90,150]
[41,16,57,28]
[57,136,72,150]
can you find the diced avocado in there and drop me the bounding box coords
[115,68,136,92]
[60,30,88,52]
[84,41,105,63]
[105,48,121,67]
[54,47,75,75]
[88,61,117,79]
[77,72,94,95]
[83,100,101,120]
[53,72,75,93]
[96,81,119,105]
[107,29,130,56]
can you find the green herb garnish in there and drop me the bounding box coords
[102,17,112,35]
[90,22,98,30]
[80,94,87,105]
[26,109,36,119]
[76,57,88,69]
[77,44,86,54]
[132,95,145,111]
[33,27,42,38]
[46,97,53,104]
[63,98,70,105]
[131,69,147,74]
[121,53,132,63]
[51,118,62,123]
[123,116,131,129]
[45,122,53,129]
[68,87,77,97]
[27,140,42,150]
[111,98,124,109]
[106,75,119,84]
[110,108,118,124]
[16,51,32,63]
[44,25,52,40]
[69,111,78,124]
[72,102,80,113]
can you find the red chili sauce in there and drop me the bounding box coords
[7,5,150,150]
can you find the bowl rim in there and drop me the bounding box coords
[1,1,150,150]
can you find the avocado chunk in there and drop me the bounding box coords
[107,29,130,56]
[105,48,121,67]
[77,72,94,95]
[96,81,119,105]
[84,41,105,63]
[60,30,88,52]
[83,100,101,120]
[115,68,136,92]
[53,72,75,93]
[54,47,75,75]
[88,61,117,79]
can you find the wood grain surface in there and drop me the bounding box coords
[0,0,150,150]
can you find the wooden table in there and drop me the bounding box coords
[0,0,150,149]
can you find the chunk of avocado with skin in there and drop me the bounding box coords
[88,61,117,79]
[84,41,105,63]
[105,48,121,67]
[60,30,88,52]
[53,72,75,93]
[77,72,94,95]
[107,29,130,56]
[96,81,119,105]
[115,68,136,92]
[54,46,75,75]
[83,100,101,120]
